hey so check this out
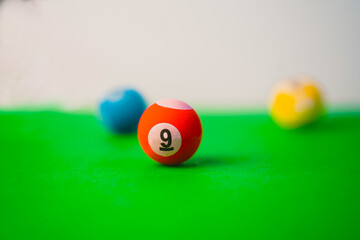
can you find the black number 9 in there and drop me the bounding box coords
[159,129,174,151]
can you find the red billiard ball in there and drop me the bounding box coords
[138,99,202,165]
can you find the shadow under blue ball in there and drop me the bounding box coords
[99,89,147,134]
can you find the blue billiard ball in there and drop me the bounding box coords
[99,88,147,134]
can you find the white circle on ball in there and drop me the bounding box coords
[108,91,124,102]
[148,123,182,157]
[155,99,192,110]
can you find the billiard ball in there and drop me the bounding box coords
[99,88,147,134]
[137,99,202,165]
[269,75,324,129]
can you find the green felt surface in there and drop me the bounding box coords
[0,109,360,239]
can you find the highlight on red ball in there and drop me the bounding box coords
[137,99,202,165]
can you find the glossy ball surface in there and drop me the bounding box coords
[99,88,146,134]
[138,99,202,165]
[269,75,324,129]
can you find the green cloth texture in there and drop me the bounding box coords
[0,110,359,239]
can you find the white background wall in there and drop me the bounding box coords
[0,0,359,109]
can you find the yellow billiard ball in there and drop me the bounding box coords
[269,75,325,129]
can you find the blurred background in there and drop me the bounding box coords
[0,0,359,110]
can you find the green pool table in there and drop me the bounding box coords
[0,109,359,239]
